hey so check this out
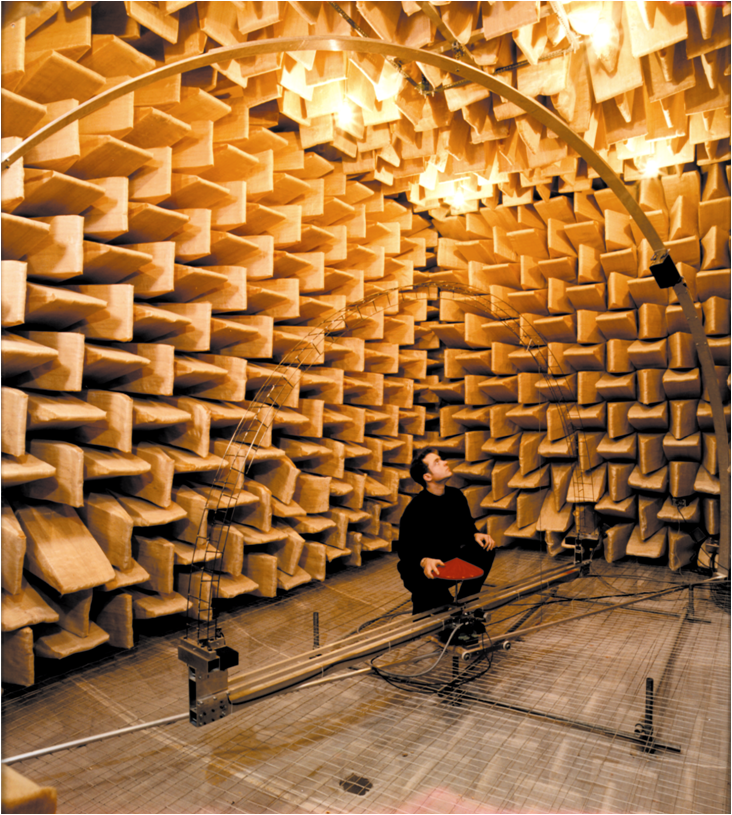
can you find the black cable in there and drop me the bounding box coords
[453,580,714,636]
[582,572,707,590]
[369,620,495,696]
[368,571,722,698]
[233,579,717,709]
[371,651,493,696]
[349,599,414,636]
[362,581,699,644]
[352,567,709,685]
[370,624,460,677]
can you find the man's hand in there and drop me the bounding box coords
[420,557,445,579]
[475,532,496,550]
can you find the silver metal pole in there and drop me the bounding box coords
[673,282,730,573]
[1,668,381,766]
[459,577,721,657]
[2,32,726,587]
[2,713,188,766]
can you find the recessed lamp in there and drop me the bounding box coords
[337,104,353,128]
[642,158,661,178]
[591,19,614,51]
[451,188,466,210]
[590,17,620,72]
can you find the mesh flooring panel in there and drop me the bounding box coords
[2,549,729,814]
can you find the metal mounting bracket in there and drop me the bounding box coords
[178,633,239,727]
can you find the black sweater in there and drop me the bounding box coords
[397,486,477,585]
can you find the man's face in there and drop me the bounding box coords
[423,452,452,483]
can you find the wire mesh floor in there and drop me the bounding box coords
[2,548,730,814]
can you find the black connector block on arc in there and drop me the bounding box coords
[649,251,683,289]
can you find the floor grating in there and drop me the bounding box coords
[2,548,729,814]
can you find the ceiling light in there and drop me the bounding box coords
[451,188,466,210]
[590,17,620,73]
[642,158,661,178]
[337,104,354,128]
[591,20,614,52]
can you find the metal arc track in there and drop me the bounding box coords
[0,36,668,247]
[4,35,726,568]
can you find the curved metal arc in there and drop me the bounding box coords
[10,35,726,525]
[5,37,722,424]
[9,34,715,586]
[3,36,661,252]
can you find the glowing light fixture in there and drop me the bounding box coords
[590,16,620,73]
[591,19,614,51]
[451,187,466,210]
[337,103,354,128]
[641,157,661,178]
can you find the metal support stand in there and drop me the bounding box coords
[178,632,239,727]
[227,563,582,711]
[634,677,656,753]
[632,585,693,754]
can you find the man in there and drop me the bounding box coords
[397,447,496,614]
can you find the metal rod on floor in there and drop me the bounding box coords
[2,665,386,767]
[648,593,689,697]
[453,689,682,754]
[2,649,446,768]
[4,630,494,766]
[459,578,720,658]
[228,563,583,707]
[1,713,188,766]
[553,594,710,623]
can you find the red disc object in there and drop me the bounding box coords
[435,558,484,581]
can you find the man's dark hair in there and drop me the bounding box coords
[410,447,437,488]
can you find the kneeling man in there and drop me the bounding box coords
[397,448,496,614]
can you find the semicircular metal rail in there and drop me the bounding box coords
[3,35,727,571]
[0,35,668,248]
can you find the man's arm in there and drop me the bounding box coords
[397,496,442,582]
[397,499,420,559]
[453,488,480,542]
[401,497,450,579]
[451,489,495,552]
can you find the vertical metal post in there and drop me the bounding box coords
[645,677,654,731]
[313,611,320,649]
[635,676,656,753]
